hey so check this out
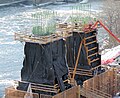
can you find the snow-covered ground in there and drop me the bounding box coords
[101,45,120,66]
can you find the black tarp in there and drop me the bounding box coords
[21,39,68,87]
[66,31,101,85]
[66,32,90,69]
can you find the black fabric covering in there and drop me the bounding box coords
[21,39,68,87]
[66,32,91,85]
[66,32,90,69]
[66,30,101,85]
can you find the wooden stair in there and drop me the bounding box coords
[84,30,101,71]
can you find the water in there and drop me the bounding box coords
[0,5,33,97]
[0,2,105,97]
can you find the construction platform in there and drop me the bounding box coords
[5,68,120,98]
[14,31,72,44]
[14,23,92,44]
[10,22,120,98]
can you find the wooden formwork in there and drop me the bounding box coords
[5,87,39,98]
[81,68,119,98]
[5,69,119,98]
[14,31,72,44]
[5,86,80,98]
[117,73,120,92]
[53,86,80,98]
[14,23,89,44]
[80,87,112,98]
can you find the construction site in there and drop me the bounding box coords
[2,0,120,98]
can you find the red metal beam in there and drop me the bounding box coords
[93,21,120,43]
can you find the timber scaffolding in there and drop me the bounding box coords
[14,23,83,44]
[5,68,120,98]
[7,23,120,98]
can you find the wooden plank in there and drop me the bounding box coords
[85,35,96,40]
[82,68,118,98]
[88,52,98,58]
[90,58,100,63]
[88,47,97,52]
[40,94,52,98]
[5,86,39,98]
[69,71,93,76]
[14,32,72,44]
[53,86,80,98]
[85,40,97,45]
[69,67,91,72]
[32,87,57,93]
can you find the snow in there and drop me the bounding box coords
[101,45,120,65]
[80,0,89,4]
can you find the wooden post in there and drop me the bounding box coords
[72,40,83,80]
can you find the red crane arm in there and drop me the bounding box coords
[93,21,120,43]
